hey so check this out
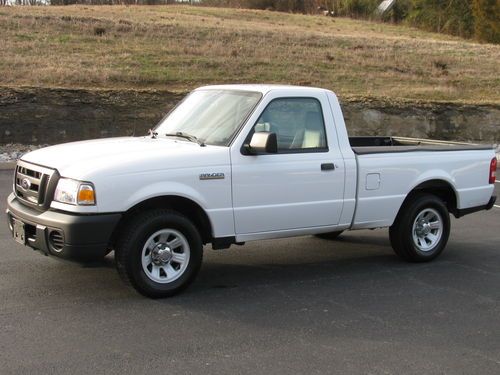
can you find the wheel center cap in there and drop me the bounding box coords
[417,222,431,236]
[422,223,431,235]
[416,221,432,237]
[151,244,173,265]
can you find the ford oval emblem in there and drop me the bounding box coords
[21,178,31,190]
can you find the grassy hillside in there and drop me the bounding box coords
[1,5,499,104]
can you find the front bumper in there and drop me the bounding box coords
[6,193,121,262]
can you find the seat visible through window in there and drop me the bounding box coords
[290,111,326,149]
[252,97,327,152]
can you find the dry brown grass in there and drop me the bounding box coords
[0,5,499,103]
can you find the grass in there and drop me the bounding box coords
[0,5,499,104]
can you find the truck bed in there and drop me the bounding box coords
[350,136,493,155]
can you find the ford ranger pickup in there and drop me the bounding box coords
[6,85,497,297]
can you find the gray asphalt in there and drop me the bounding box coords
[1,169,499,374]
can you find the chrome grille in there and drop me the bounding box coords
[14,161,57,208]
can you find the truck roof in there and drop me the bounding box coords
[195,84,331,95]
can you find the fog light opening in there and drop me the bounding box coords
[48,230,64,252]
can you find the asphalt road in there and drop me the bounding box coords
[1,169,499,374]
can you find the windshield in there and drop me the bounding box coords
[154,90,262,146]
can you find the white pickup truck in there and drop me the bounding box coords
[6,85,497,298]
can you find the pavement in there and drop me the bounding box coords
[0,169,499,374]
[0,162,16,170]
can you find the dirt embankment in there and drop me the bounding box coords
[0,87,499,145]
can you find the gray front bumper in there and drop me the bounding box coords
[6,193,121,262]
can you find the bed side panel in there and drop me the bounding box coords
[352,150,495,229]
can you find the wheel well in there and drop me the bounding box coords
[110,196,213,247]
[402,180,458,216]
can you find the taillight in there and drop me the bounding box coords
[490,157,497,184]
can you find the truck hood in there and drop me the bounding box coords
[21,137,230,179]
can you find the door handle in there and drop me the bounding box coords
[321,163,335,171]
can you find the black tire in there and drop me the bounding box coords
[115,209,203,298]
[315,230,344,240]
[389,193,450,262]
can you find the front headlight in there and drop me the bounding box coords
[54,178,96,206]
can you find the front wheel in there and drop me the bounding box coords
[389,193,450,262]
[115,209,203,298]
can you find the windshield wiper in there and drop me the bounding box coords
[164,132,205,147]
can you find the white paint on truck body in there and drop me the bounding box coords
[20,85,496,241]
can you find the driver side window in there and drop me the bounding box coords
[253,98,328,153]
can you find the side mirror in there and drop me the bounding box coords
[245,132,278,154]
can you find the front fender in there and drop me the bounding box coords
[124,181,208,212]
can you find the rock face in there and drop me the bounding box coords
[0,87,499,145]
[0,88,184,145]
[343,101,500,143]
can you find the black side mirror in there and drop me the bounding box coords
[245,132,278,154]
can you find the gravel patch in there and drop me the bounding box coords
[0,143,49,163]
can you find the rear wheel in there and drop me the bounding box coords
[315,230,344,240]
[115,209,203,298]
[389,193,450,262]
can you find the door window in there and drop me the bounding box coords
[252,98,328,153]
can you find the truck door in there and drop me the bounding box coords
[231,92,345,234]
